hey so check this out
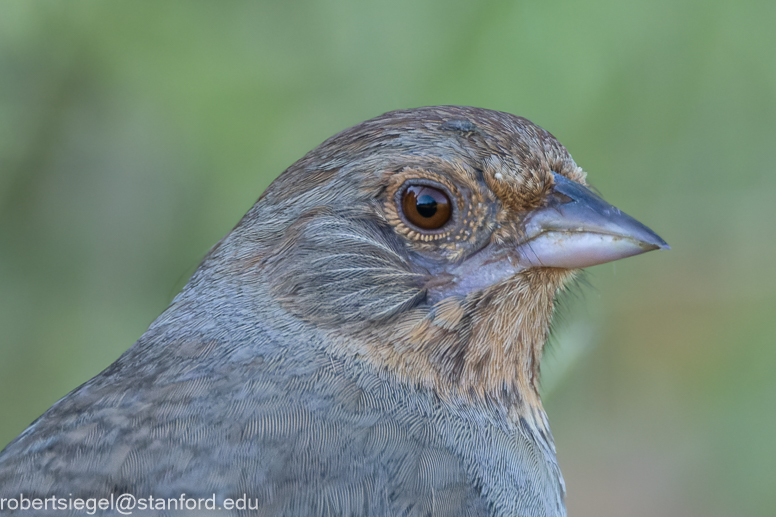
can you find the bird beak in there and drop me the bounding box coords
[516,173,669,269]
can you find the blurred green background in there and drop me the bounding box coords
[1,1,774,515]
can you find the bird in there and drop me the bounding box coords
[0,106,667,516]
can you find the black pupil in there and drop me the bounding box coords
[416,194,437,218]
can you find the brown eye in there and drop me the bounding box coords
[401,185,451,230]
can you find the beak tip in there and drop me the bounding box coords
[647,234,669,251]
[631,225,668,253]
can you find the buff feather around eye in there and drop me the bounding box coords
[383,168,493,255]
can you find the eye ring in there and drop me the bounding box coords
[396,180,455,232]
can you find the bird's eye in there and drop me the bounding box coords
[401,185,452,230]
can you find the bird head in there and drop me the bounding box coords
[211,106,666,422]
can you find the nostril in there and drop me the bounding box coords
[551,191,574,204]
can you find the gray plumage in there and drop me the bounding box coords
[0,276,562,516]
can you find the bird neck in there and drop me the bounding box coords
[328,268,575,429]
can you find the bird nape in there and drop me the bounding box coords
[0,106,667,517]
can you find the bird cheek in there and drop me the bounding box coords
[424,249,524,305]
